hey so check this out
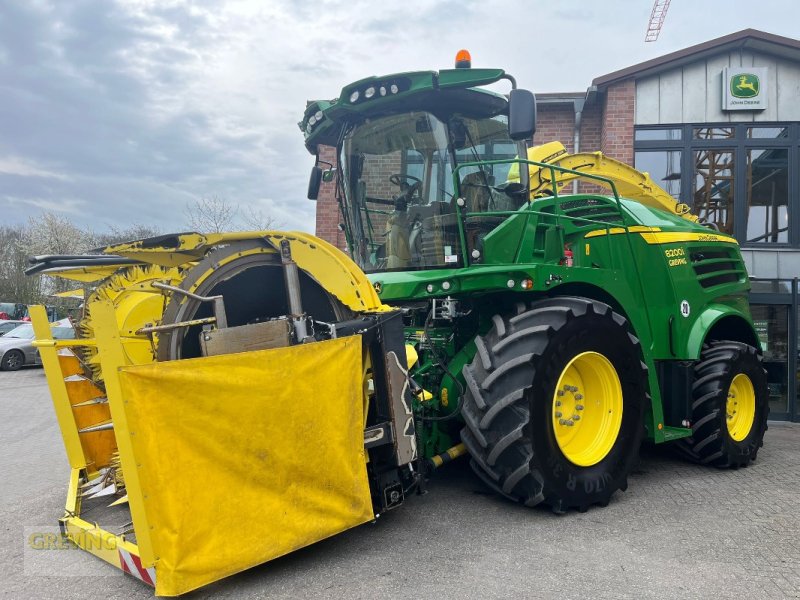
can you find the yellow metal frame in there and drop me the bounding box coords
[262,232,388,312]
[31,304,157,588]
[31,230,385,595]
[51,231,386,316]
[525,142,700,223]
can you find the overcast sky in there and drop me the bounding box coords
[1,0,798,234]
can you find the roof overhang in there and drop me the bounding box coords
[593,29,800,89]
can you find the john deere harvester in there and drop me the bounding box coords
[30,53,768,595]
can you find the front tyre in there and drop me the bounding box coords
[460,297,647,513]
[1,350,24,371]
[677,341,768,468]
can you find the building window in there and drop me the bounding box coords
[635,127,682,141]
[747,126,788,139]
[693,149,735,235]
[634,123,797,247]
[634,150,681,199]
[751,304,791,416]
[693,127,734,140]
[746,148,789,243]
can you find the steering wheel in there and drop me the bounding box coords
[389,173,423,206]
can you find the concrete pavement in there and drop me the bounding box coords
[1,368,798,599]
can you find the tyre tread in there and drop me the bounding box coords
[460,297,645,511]
[676,340,768,468]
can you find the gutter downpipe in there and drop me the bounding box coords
[572,97,586,194]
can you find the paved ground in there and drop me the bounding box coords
[1,367,799,599]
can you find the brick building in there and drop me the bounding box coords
[313,29,800,421]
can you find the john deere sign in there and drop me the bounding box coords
[722,67,768,110]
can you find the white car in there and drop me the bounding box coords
[0,321,76,371]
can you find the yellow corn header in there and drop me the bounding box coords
[30,231,418,596]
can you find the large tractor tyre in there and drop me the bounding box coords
[1,350,24,371]
[460,297,648,513]
[676,341,768,468]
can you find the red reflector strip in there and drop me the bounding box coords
[119,548,156,587]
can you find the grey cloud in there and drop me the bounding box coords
[0,0,797,239]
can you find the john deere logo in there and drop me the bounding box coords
[731,73,760,98]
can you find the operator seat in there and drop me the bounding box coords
[417,172,497,267]
[384,210,412,269]
[462,171,494,212]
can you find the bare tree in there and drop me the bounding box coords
[0,213,166,314]
[240,205,280,231]
[0,225,42,305]
[184,195,238,233]
[184,195,281,232]
[23,212,90,298]
[24,212,88,256]
[87,224,163,249]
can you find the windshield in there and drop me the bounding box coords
[339,111,526,273]
[4,324,74,340]
[4,324,34,339]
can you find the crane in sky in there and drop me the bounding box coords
[645,0,671,42]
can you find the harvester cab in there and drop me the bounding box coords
[303,62,536,274]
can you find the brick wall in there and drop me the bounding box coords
[580,103,603,154]
[533,102,607,194]
[533,104,577,151]
[600,80,635,165]
[532,103,602,154]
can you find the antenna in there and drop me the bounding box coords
[645,0,671,42]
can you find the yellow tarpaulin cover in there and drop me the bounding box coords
[116,335,372,596]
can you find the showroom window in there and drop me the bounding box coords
[749,278,799,421]
[634,124,799,247]
[634,150,682,200]
[746,148,789,243]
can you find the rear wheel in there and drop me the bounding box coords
[1,350,24,371]
[460,297,647,512]
[676,341,768,468]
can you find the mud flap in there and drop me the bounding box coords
[116,335,372,596]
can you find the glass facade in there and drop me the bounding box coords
[751,304,790,415]
[635,123,799,246]
[634,150,681,199]
[746,148,789,243]
[636,126,800,422]
[693,149,735,234]
[749,279,798,421]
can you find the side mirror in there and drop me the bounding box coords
[307,166,323,200]
[508,89,536,141]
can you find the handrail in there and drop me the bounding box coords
[452,157,630,269]
[453,157,627,223]
[450,157,654,324]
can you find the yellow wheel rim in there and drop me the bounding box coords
[552,351,623,467]
[726,373,756,442]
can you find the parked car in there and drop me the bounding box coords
[0,320,25,336]
[0,320,75,371]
